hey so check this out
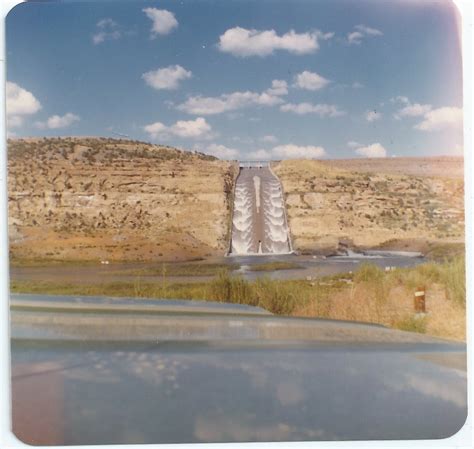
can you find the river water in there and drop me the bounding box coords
[10,251,424,285]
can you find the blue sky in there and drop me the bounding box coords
[6,0,463,159]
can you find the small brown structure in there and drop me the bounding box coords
[414,287,426,313]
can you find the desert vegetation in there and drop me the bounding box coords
[11,254,466,341]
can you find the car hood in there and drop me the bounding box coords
[10,294,467,445]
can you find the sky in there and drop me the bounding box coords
[5,0,464,160]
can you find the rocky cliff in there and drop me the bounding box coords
[8,137,236,262]
[273,159,465,255]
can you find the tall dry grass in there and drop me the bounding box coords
[11,255,466,340]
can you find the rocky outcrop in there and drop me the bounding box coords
[8,137,237,262]
[273,159,465,255]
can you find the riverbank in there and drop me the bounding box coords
[11,255,465,342]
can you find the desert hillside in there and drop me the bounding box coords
[320,156,464,179]
[273,158,465,255]
[8,137,236,262]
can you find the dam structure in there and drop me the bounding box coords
[229,162,292,255]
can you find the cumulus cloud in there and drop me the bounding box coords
[414,106,463,131]
[176,80,288,115]
[347,24,383,45]
[280,102,345,117]
[217,27,333,57]
[294,71,330,91]
[354,142,387,158]
[366,110,382,122]
[6,81,42,129]
[204,143,240,159]
[265,79,288,96]
[92,18,121,44]
[144,117,212,140]
[260,135,278,143]
[143,8,178,37]
[392,97,432,119]
[142,65,192,90]
[6,81,41,117]
[394,102,432,119]
[35,113,80,129]
[391,96,462,131]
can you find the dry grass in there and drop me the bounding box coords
[293,257,466,341]
[11,256,466,341]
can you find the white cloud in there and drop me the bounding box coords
[390,95,410,104]
[204,143,239,159]
[176,80,288,115]
[248,148,272,160]
[352,82,364,89]
[347,31,364,45]
[92,18,121,44]
[294,71,330,90]
[266,79,288,96]
[391,96,462,131]
[247,144,327,160]
[97,18,116,28]
[143,121,167,138]
[7,115,24,129]
[142,65,192,90]
[217,27,332,57]
[355,24,383,36]
[230,135,254,144]
[6,81,42,129]
[36,112,80,129]
[280,102,345,117]
[347,24,383,45]
[395,102,432,119]
[144,117,213,140]
[347,141,361,148]
[355,143,387,158]
[6,81,41,117]
[414,106,463,131]
[260,135,278,143]
[366,110,382,122]
[143,8,178,37]
[271,144,326,159]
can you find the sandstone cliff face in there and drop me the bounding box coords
[273,159,465,254]
[8,137,236,262]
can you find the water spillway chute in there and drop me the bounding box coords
[230,165,291,255]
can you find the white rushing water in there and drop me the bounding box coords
[230,167,291,255]
[261,177,291,254]
[231,179,255,254]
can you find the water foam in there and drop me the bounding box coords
[230,167,291,255]
[231,178,255,254]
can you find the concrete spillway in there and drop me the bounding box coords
[230,166,291,255]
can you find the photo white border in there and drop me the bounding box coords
[0,0,472,448]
